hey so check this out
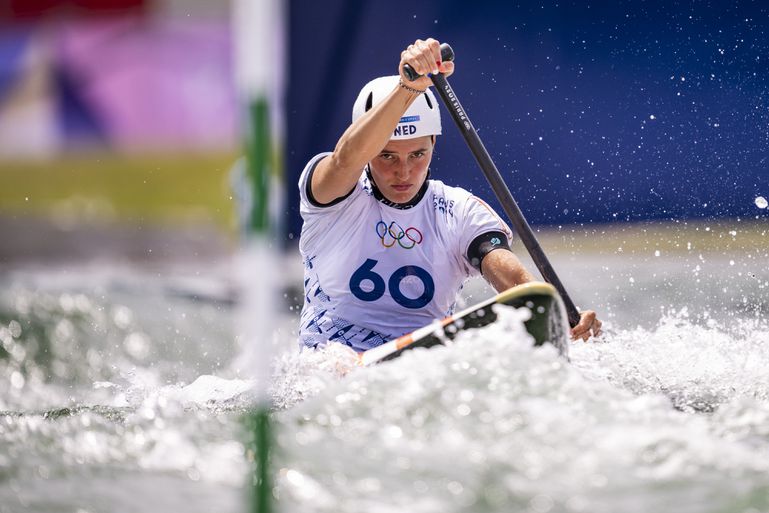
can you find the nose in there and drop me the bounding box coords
[394,161,412,180]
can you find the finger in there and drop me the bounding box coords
[402,46,420,71]
[571,316,592,334]
[409,47,432,78]
[439,61,455,75]
[402,45,421,65]
[571,331,590,340]
[426,38,441,72]
[401,52,429,80]
[592,319,603,338]
[570,311,595,340]
[570,326,587,341]
[413,39,436,76]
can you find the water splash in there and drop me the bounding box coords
[269,306,769,513]
[572,310,769,412]
[0,268,245,512]
[3,264,769,513]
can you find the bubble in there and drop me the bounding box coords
[755,196,768,209]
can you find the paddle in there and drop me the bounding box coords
[404,43,581,327]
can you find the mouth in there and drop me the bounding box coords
[391,184,412,192]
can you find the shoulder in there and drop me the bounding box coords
[299,152,332,183]
[427,180,510,235]
[299,152,370,212]
[426,179,476,216]
[427,178,472,199]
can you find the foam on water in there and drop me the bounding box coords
[0,268,248,512]
[269,306,769,513]
[3,261,769,513]
[572,310,769,411]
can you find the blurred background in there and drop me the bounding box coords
[0,0,238,266]
[287,0,768,233]
[1,0,767,266]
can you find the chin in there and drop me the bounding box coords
[389,192,414,203]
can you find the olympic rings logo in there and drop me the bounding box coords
[375,221,423,249]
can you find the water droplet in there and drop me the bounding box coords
[457,404,472,416]
[10,371,25,389]
[8,320,21,338]
[124,332,151,360]
[447,480,464,495]
[112,305,133,329]
[755,196,768,209]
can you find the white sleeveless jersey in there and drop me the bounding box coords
[298,152,512,352]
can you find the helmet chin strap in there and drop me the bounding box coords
[366,163,430,210]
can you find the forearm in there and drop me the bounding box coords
[335,86,420,170]
[480,249,536,292]
[312,85,421,204]
[483,248,603,340]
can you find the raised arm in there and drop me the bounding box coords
[310,38,454,204]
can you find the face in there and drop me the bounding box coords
[369,136,434,204]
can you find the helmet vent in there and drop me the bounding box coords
[424,93,433,109]
[365,92,374,112]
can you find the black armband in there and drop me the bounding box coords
[305,157,355,207]
[467,231,512,272]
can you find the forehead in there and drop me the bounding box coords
[381,136,434,153]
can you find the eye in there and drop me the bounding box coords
[379,153,394,161]
[411,151,425,158]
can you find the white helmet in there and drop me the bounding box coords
[352,75,441,140]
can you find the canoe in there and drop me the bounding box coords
[359,281,570,365]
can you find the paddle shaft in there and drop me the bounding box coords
[429,73,581,327]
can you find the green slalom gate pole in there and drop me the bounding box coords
[248,406,273,513]
[246,98,271,233]
[233,0,286,511]
[244,95,275,513]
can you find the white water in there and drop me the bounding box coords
[270,308,769,513]
[1,247,769,512]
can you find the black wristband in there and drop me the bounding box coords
[467,231,511,272]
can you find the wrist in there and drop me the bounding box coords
[398,79,426,95]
